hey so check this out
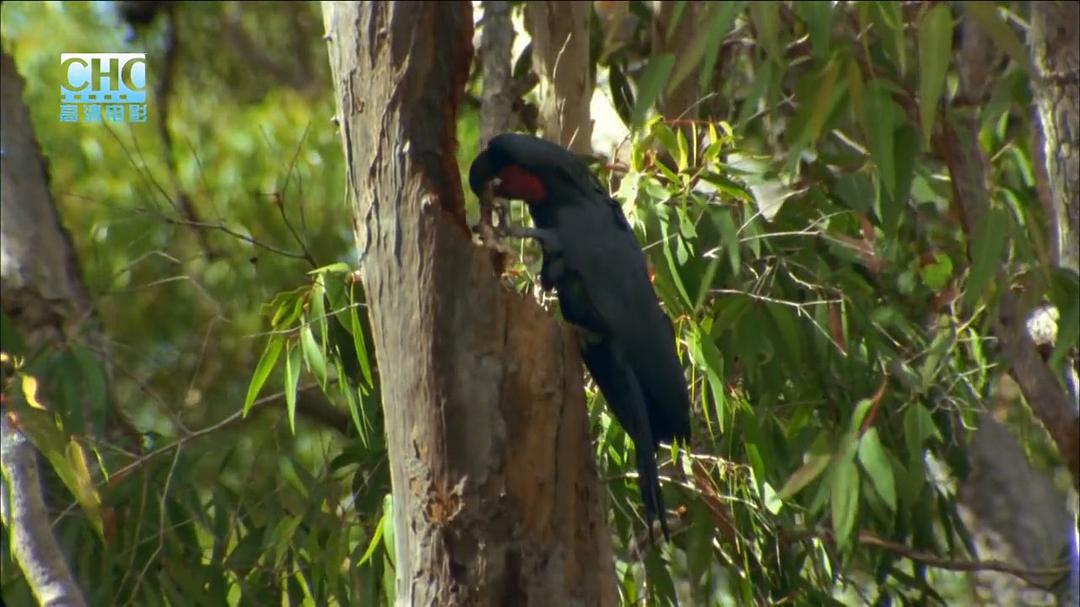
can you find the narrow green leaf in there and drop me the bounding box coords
[866,82,897,200]
[668,3,739,96]
[963,3,1030,74]
[66,439,104,537]
[849,398,874,433]
[964,206,1008,307]
[804,55,843,146]
[858,428,897,512]
[659,210,693,308]
[796,1,833,63]
[243,336,284,416]
[903,403,940,460]
[665,1,688,40]
[308,262,351,275]
[749,1,782,64]
[284,342,301,434]
[358,508,387,567]
[917,4,953,149]
[830,453,860,548]
[779,451,832,500]
[631,53,675,127]
[700,3,745,92]
[348,300,375,389]
[300,325,328,386]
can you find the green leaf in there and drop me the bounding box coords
[849,398,874,433]
[872,1,906,76]
[300,325,328,386]
[917,4,952,149]
[779,451,832,500]
[865,82,898,200]
[858,428,897,512]
[308,262,351,275]
[796,1,833,63]
[358,507,387,567]
[919,253,954,291]
[903,403,940,460]
[964,206,1009,308]
[749,1,782,64]
[284,341,301,433]
[243,336,284,416]
[700,3,744,91]
[963,3,1030,74]
[830,452,860,548]
[668,2,743,97]
[803,54,843,146]
[630,53,675,127]
[348,299,375,389]
[1049,271,1080,371]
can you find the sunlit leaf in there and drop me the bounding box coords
[964,206,1009,308]
[918,4,952,149]
[301,325,328,386]
[243,336,284,416]
[631,53,675,127]
[284,341,301,433]
[830,452,859,548]
[858,428,897,512]
[21,374,45,409]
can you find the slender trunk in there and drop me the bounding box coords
[322,3,617,604]
[0,48,90,607]
[524,1,594,154]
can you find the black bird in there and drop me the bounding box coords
[469,133,692,541]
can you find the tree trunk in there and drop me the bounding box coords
[321,3,617,605]
[0,48,90,607]
[479,0,515,147]
[1031,1,1080,272]
[524,1,594,154]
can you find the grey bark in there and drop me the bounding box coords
[1031,1,1080,272]
[524,1,594,154]
[479,0,515,147]
[943,16,1078,604]
[322,3,617,605]
[0,49,90,607]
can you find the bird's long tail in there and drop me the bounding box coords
[636,442,668,544]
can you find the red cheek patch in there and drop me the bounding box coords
[497,165,547,202]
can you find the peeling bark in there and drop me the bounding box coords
[1031,1,1080,272]
[0,49,90,607]
[524,1,594,154]
[322,3,616,604]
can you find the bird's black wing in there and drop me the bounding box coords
[556,193,692,444]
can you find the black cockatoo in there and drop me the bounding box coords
[469,133,692,541]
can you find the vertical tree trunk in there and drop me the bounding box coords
[0,48,90,607]
[479,0,515,147]
[1030,1,1080,272]
[524,1,594,154]
[321,3,617,605]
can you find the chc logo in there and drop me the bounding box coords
[60,53,148,124]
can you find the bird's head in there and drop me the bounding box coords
[469,133,596,205]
